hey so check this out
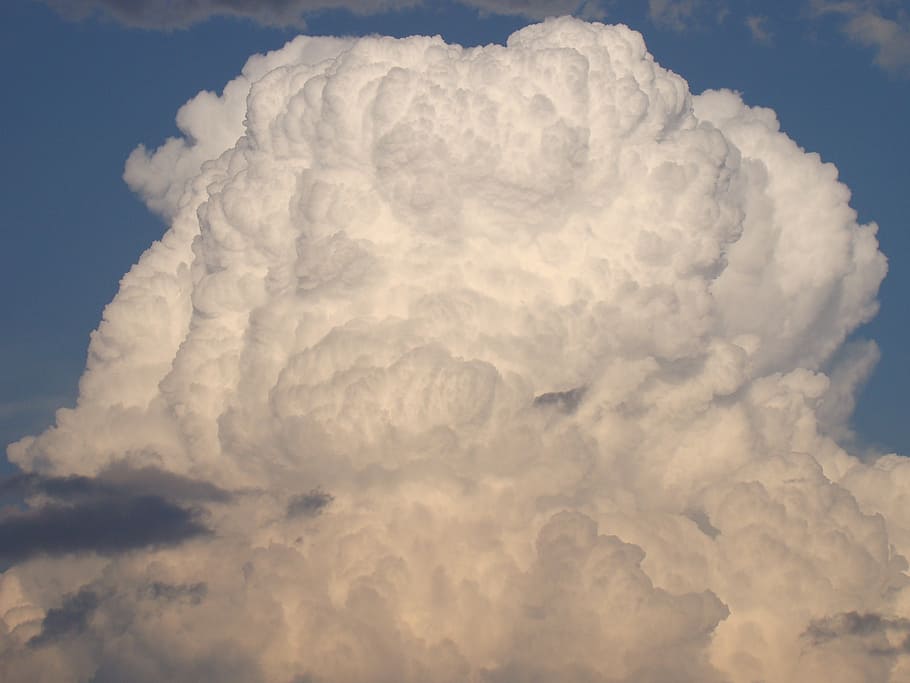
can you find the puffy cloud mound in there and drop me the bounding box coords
[2,17,904,682]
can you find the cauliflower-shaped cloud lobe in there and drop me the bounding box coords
[3,16,905,683]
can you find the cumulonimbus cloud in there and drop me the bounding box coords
[2,16,906,682]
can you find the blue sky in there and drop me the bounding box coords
[1,0,908,464]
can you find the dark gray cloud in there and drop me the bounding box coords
[0,494,210,563]
[141,581,208,604]
[805,611,910,656]
[28,588,101,647]
[533,386,586,413]
[0,465,228,563]
[0,471,99,501]
[101,463,232,502]
[683,508,720,538]
[0,464,231,504]
[89,648,265,683]
[806,611,910,642]
[287,489,334,518]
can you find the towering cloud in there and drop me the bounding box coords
[2,17,904,682]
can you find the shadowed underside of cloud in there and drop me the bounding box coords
[0,494,209,563]
[25,581,208,649]
[800,611,910,678]
[286,488,334,518]
[0,464,231,504]
[27,589,99,647]
[0,466,227,562]
[807,612,910,648]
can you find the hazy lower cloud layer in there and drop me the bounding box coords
[41,0,606,28]
[3,17,906,682]
[42,0,910,76]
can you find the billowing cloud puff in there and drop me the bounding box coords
[3,17,904,682]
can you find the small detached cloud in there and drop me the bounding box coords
[746,14,773,44]
[648,0,728,30]
[811,0,910,74]
[844,10,910,72]
[648,0,699,29]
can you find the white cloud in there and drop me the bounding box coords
[746,14,773,44]
[647,0,729,30]
[845,10,910,71]
[2,17,904,682]
[648,0,700,29]
[811,0,910,73]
